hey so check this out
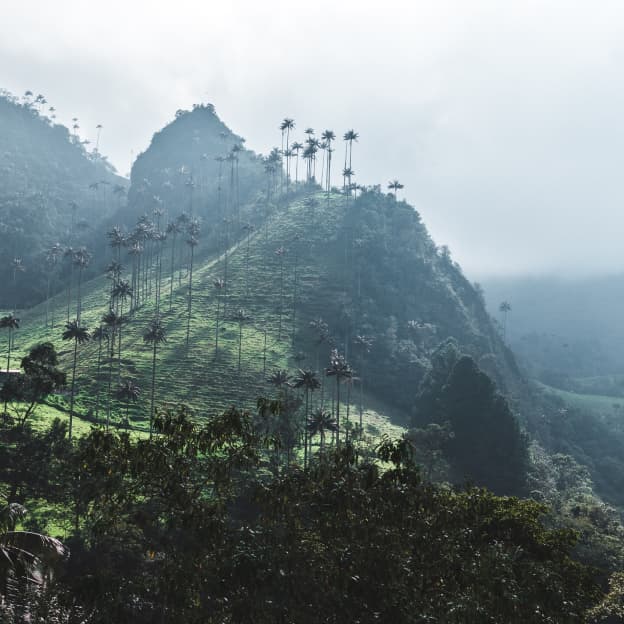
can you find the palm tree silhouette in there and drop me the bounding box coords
[92,325,110,424]
[499,301,512,342]
[102,309,122,429]
[185,221,200,346]
[72,247,91,323]
[275,247,287,339]
[166,220,181,311]
[388,179,404,200]
[213,278,225,358]
[292,369,321,467]
[354,334,373,434]
[291,142,303,185]
[143,317,167,439]
[325,349,354,445]
[306,408,337,453]
[116,379,141,428]
[0,314,20,374]
[321,130,336,201]
[112,280,132,381]
[267,369,291,390]
[231,309,251,373]
[62,320,90,440]
[10,257,25,312]
[44,243,63,328]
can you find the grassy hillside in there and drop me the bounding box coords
[6,190,407,440]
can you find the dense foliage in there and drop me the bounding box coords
[0,409,603,623]
[0,91,126,307]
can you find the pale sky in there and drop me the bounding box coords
[2,0,624,277]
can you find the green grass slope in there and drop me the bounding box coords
[6,191,405,439]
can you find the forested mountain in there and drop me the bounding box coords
[4,103,624,621]
[0,90,127,307]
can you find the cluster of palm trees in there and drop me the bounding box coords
[262,342,359,468]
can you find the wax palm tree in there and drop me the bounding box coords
[0,315,19,374]
[143,317,167,439]
[280,118,295,190]
[63,246,74,322]
[166,220,181,311]
[185,224,200,346]
[213,278,225,357]
[388,179,404,200]
[292,369,321,467]
[72,247,91,322]
[112,280,132,381]
[107,226,125,263]
[291,142,303,184]
[325,349,353,445]
[10,257,25,312]
[343,129,359,171]
[267,369,291,390]
[101,309,122,429]
[44,243,63,328]
[231,309,250,373]
[62,320,90,440]
[242,222,255,297]
[499,301,512,342]
[354,334,373,433]
[92,326,110,423]
[321,130,336,198]
[116,379,141,428]
[275,246,286,339]
[306,408,337,452]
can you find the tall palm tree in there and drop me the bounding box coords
[292,369,321,467]
[72,247,91,323]
[63,246,74,323]
[280,118,295,190]
[388,179,404,200]
[231,309,250,373]
[499,301,512,342]
[321,130,336,200]
[166,220,181,311]
[116,379,141,428]
[0,315,19,374]
[275,247,286,339]
[267,369,291,390]
[354,334,373,434]
[101,309,122,430]
[291,142,303,185]
[185,222,200,346]
[143,317,167,439]
[92,326,110,424]
[325,349,353,445]
[61,320,90,440]
[306,408,337,453]
[10,257,25,312]
[44,243,63,328]
[112,280,132,381]
[213,278,225,358]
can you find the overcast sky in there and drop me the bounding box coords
[2,0,624,277]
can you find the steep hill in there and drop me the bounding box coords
[0,90,127,307]
[9,185,520,435]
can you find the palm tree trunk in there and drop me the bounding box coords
[186,245,194,346]
[118,300,124,382]
[336,378,341,445]
[95,337,103,422]
[238,323,242,373]
[214,295,220,357]
[304,390,309,468]
[150,342,157,439]
[69,339,78,440]
[169,234,176,311]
